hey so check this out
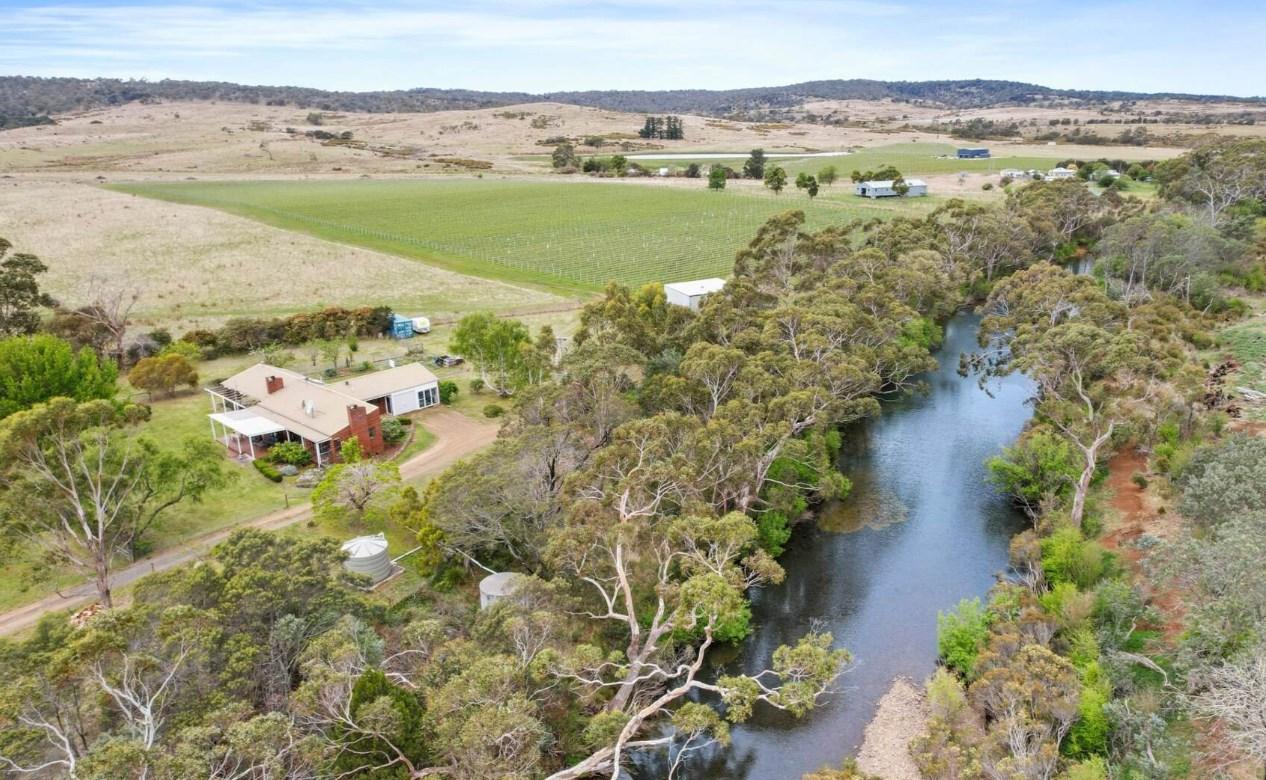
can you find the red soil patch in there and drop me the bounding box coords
[1100,448,1185,642]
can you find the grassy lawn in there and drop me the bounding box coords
[1212,299,1266,420]
[109,178,932,293]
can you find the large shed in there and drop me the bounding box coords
[342,533,393,584]
[957,147,991,159]
[854,179,928,198]
[664,278,726,311]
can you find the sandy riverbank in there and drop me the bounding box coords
[855,677,928,780]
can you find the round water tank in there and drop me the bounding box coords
[479,572,525,609]
[341,533,393,584]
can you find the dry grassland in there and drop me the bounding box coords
[0,178,571,332]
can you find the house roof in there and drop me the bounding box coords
[664,278,726,297]
[336,362,438,401]
[212,361,436,441]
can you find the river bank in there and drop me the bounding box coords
[855,677,928,779]
[668,312,1034,779]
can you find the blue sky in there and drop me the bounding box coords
[2,0,1262,97]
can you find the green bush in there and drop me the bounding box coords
[483,404,505,418]
[380,416,407,444]
[253,459,283,482]
[438,380,459,404]
[937,598,990,680]
[469,377,485,394]
[1064,679,1111,759]
[268,441,312,466]
[756,510,792,557]
[1041,527,1107,589]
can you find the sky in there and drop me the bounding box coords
[2,0,1263,98]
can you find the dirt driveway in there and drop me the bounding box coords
[0,407,497,637]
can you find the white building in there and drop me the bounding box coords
[854,178,928,198]
[1000,168,1030,180]
[1046,167,1076,180]
[665,278,726,310]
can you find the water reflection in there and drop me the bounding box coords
[651,312,1035,780]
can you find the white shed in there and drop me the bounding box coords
[342,533,393,583]
[664,278,726,310]
[480,572,526,609]
[854,179,928,198]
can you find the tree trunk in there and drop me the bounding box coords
[94,552,113,609]
[1070,426,1112,531]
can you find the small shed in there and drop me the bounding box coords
[480,572,526,609]
[664,278,726,311]
[854,179,928,198]
[389,314,415,340]
[342,533,393,583]
[957,147,990,159]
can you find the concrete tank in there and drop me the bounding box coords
[479,572,525,609]
[341,533,393,584]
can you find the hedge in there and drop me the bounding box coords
[253,459,283,482]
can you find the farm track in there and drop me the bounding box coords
[0,408,498,637]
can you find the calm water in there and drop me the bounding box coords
[642,311,1035,779]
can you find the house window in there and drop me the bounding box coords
[368,427,376,439]
[418,386,438,408]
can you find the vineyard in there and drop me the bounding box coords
[110,178,922,292]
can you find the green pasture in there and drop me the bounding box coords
[111,177,930,292]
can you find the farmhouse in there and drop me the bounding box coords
[1046,167,1076,180]
[665,278,726,310]
[1000,168,1030,179]
[957,147,991,159]
[854,179,928,198]
[205,362,439,464]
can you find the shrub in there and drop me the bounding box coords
[756,510,792,556]
[438,380,459,404]
[159,340,203,361]
[253,459,283,482]
[469,377,485,394]
[129,353,199,398]
[1130,472,1148,489]
[380,416,407,444]
[483,404,505,418]
[981,182,994,191]
[937,598,990,680]
[268,441,312,467]
[1041,526,1107,589]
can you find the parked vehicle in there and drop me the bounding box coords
[411,316,431,334]
[433,354,465,367]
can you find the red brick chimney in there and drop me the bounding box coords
[265,375,285,394]
[345,404,384,457]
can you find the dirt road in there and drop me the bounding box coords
[0,407,497,638]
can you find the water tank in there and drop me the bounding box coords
[341,533,393,584]
[479,572,525,609]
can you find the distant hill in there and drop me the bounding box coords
[2,75,1262,127]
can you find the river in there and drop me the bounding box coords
[647,311,1035,779]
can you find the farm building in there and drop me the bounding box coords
[665,278,726,310]
[957,147,991,159]
[1046,167,1076,180]
[854,179,928,198]
[206,362,439,465]
[1000,168,1031,180]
